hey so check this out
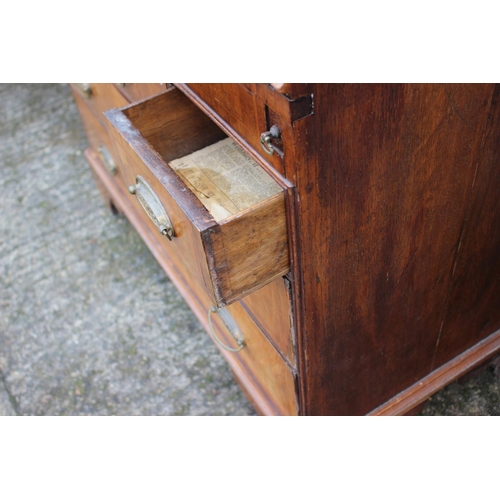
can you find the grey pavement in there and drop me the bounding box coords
[0,83,499,416]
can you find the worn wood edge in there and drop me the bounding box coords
[84,148,287,416]
[104,107,217,232]
[174,84,294,191]
[368,326,500,416]
[199,226,228,307]
[267,83,314,101]
[219,193,290,304]
[252,84,314,122]
[283,187,307,415]
[197,189,289,308]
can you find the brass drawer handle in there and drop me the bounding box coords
[128,175,175,240]
[76,83,92,99]
[208,306,245,352]
[260,125,281,155]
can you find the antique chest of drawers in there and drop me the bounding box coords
[71,83,500,415]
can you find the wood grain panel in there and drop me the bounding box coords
[369,326,500,415]
[434,84,500,365]
[289,84,495,415]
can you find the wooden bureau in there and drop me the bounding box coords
[71,83,500,415]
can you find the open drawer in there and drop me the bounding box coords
[104,88,290,307]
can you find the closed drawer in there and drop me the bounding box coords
[105,88,290,307]
[214,300,298,416]
[241,277,295,367]
[70,83,129,128]
[71,85,122,179]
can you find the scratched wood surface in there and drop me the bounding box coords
[289,84,496,415]
[434,84,500,366]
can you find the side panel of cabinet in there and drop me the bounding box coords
[290,84,496,415]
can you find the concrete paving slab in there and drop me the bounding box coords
[0,83,255,416]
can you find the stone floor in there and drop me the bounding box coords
[0,83,499,416]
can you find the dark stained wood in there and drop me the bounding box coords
[434,84,500,367]
[369,326,500,415]
[289,84,495,415]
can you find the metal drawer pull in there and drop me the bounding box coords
[260,125,281,155]
[128,175,175,240]
[208,306,245,352]
[97,145,117,175]
[76,83,92,99]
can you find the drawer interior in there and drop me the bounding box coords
[106,87,290,307]
[120,88,283,222]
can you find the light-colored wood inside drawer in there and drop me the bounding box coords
[105,88,290,307]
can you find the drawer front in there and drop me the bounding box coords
[71,86,123,180]
[70,83,129,128]
[178,84,286,175]
[115,83,169,102]
[241,277,295,367]
[221,301,298,416]
[105,88,290,307]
